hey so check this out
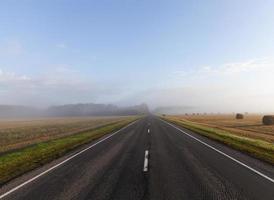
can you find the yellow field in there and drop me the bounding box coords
[170,114,274,143]
[0,116,132,153]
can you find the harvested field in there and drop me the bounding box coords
[0,117,138,184]
[0,116,134,154]
[168,114,274,143]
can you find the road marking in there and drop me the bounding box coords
[0,120,139,199]
[143,150,149,172]
[148,129,150,133]
[160,119,274,184]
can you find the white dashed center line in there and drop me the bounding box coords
[143,150,149,172]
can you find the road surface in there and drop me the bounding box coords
[1,116,274,200]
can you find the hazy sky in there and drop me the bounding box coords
[1,0,274,112]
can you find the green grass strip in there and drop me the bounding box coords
[162,117,274,165]
[0,118,137,185]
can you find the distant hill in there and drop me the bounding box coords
[47,103,150,116]
[0,103,149,118]
[46,103,119,116]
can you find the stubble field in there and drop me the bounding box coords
[171,114,274,143]
[0,116,131,154]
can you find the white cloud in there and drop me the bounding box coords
[0,39,25,56]
[124,58,274,113]
[0,69,30,82]
[174,58,274,78]
[0,65,126,107]
[56,43,67,49]
[200,58,274,75]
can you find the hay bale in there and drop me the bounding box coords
[236,113,244,119]
[262,115,274,125]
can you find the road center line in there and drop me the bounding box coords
[160,119,274,184]
[0,120,139,200]
[148,129,150,133]
[143,150,149,172]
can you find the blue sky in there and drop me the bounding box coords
[1,0,274,112]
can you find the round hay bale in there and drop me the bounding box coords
[236,113,244,119]
[262,115,274,125]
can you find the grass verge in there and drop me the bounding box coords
[0,118,138,185]
[162,116,274,165]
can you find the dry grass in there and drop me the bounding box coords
[0,116,132,153]
[171,114,274,143]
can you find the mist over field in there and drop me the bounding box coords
[1,57,274,114]
[0,103,150,118]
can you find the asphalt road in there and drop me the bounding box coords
[1,116,274,200]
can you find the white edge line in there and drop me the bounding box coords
[159,119,274,184]
[143,150,149,172]
[0,120,139,199]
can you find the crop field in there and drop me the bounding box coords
[169,114,274,143]
[0,116,132,154]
